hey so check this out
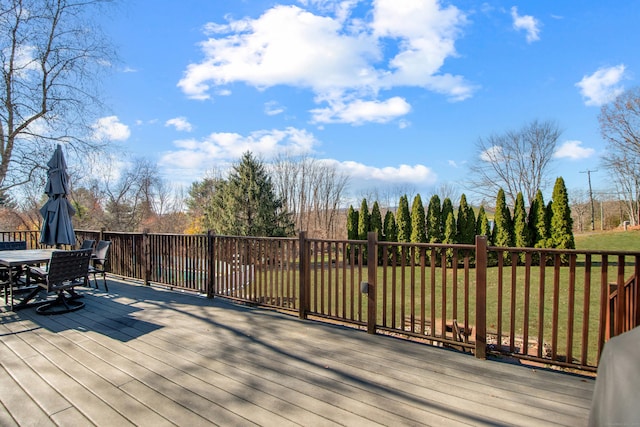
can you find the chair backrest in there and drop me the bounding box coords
[94,240,111,267]
[80,239,96,250]
[0,241,27,251]
[44,249,93,291]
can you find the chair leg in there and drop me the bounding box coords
[103,273,108,292]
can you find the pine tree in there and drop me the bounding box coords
[396,195,411,243]
[456,194,476,244]
[426,195,443,243]
[493,188,514,263]
[210,151,293,236]
[550,177,575,250]
[410,194,427,243]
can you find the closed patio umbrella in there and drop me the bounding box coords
[39,144,76,246]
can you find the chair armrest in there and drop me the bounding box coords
[27,266,48,280]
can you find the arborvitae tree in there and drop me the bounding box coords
[513,192,530,264]
[346,205,358,240]
[358,198,370,263]
[210,151,293,236]
[456,193,476,244]
[410,194,427,243]
[346,205,359,261]
[493,188,514,263]
[443,211,457,265]
[396,194,411,263]
[370,201,383,240]
[358,198,370,241]
[529,190,549,248]
[550,177,575,251]
[396,195,411,243]
[426,195,443,243]
[513,192,530,247]
[383,210,398,265]
[441,197,454,231]
[476,205,491,243]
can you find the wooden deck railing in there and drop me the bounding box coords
[3,229,638,372]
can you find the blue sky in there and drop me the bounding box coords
[94,0,639,201]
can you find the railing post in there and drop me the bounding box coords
[142,229,150,286]
[298,231,309,319]
[367,232,377,335]
[206,230,215,299]
[475,235,487,359]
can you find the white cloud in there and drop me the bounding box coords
[178,1,474,123]
[479,145,505,162]
[576,65,626,106]
[554,140,595,160]
[91,116,130,141]
[511,6,541,43]
[310,96,411,124]
[159,127,319,171]
[264,101,285,116]
[165,116,193,132]
[323,158,437,186]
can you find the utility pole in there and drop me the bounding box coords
[580,169,597,231]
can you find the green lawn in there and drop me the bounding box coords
[575,229,640,251]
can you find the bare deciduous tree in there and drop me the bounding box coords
[271,154,349,238]
[0,0,115,193]
[599,87,640,225]
[470,119,561,206]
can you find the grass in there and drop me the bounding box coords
[575,229,640,252]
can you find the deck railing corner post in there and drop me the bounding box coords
[475,235,488,359]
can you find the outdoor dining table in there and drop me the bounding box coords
[0,249,54,310]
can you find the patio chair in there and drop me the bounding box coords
[89,240,111,291]
[80,239,96,251]
[25,249,92,314]
[0,241,27,303]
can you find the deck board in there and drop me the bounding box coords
[1,279,595,426]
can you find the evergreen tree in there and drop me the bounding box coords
[358,199,370,263]
[396,195,411,243]
[513,192,530,264]
[210,152,293,236]
[493,188,514,263]
[370,201,383,240]
[476,205,491,243]
[441,197,454,232]
[443,211,457,266]
[529,190,549,248]
[410,194,427,243]
[456,194,476,244]
[383,210,398,264]
[346,205,358,240]
[346,205,359,261]
[383,210,397,242]
[550,177,575,250]
[426,195,443,243]
[513,192,530,248]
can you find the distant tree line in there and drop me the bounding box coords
[346,177,575,265]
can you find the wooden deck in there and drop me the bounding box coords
[1,279,594,426]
